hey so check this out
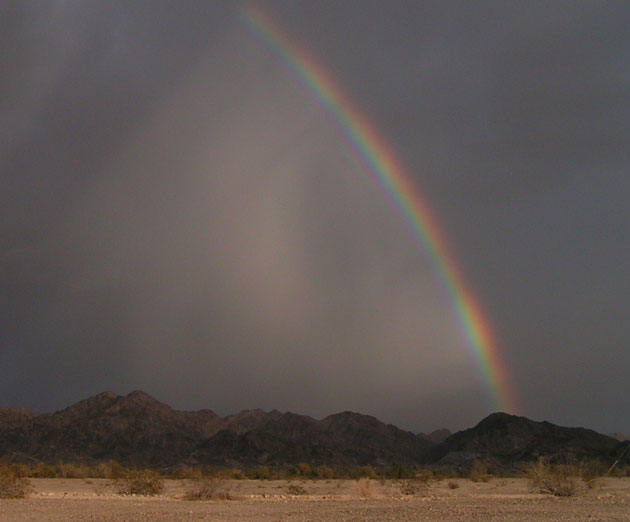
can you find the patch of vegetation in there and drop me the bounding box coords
[171,467,203,480]
[56,461,93,478]
[614,465,630,477]
[314,465,334,479]
[355,477,373,497]
[579,459,608,489]
[528,457,579,497]
[469,460,492,483]
[287,484,308,495]
[399,478,430,496]
[294,462,313,477]
[0,466,32,499]
[114,469,164,496]
[184,476,234,501]
[383,462,414,479]
[415,469,434,483]
[29,462,57,478]
[247,466,271,480]
[95,460,127,479]
[224,468,245,479]
[447,480,459,489]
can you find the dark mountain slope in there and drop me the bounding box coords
[0,391,223,466]
[0,391,432,468]
[320,411,433,465]
[428,412,622,467]
[2,393,626,470]
[193,410,434,468]
[419,428,452,444]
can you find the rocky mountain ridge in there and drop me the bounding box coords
[1,391,627,470]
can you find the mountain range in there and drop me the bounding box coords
[1,391,627,470]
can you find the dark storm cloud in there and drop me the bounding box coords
[1,0,234,404]
[2,1,629,434]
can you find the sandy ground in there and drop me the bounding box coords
[2,477,630,521]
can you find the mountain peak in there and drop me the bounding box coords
[474,411,522,429]
[428,411,622,468]
[125,390,157,401]
[95,391,118,400]
[420,428,452,444]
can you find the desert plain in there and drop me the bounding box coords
[2,477,630,522]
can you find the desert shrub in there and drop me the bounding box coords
[579,459,608,488]
[8,464,29,478]
[97,460,127,480]
[84,477,110,496]
[94,462,109,478]
[314,465,334,479]
[331,467,353,479]
[469,460,491,483]
[287,484,308,495]
[30,462,58,478]
[359,465,378,479]
[57,461,92,478]
[247,466,271,480]
[295,462,313,477]
[333,466,375,479]
[0,466,32,499]
[114,469,164,496]
[613,465,630,477]
[433,467,459,481]
[224,468,245,480]
[415,469,434,483]
[184,476,233,501]
[399,479,429,496]
[384,462,414,479]
[355,477,372,498]
[169,467,203,480]
[528,457,579,497]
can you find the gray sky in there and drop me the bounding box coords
[2,1,629,434]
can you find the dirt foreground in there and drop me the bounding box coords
[2,477,630,521]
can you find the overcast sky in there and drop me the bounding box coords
[2,1,629,434]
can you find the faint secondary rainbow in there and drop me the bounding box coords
[240,6,518,414]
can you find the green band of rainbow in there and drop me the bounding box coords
[241,5,518,414]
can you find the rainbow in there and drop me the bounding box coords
[240,6,518,414]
